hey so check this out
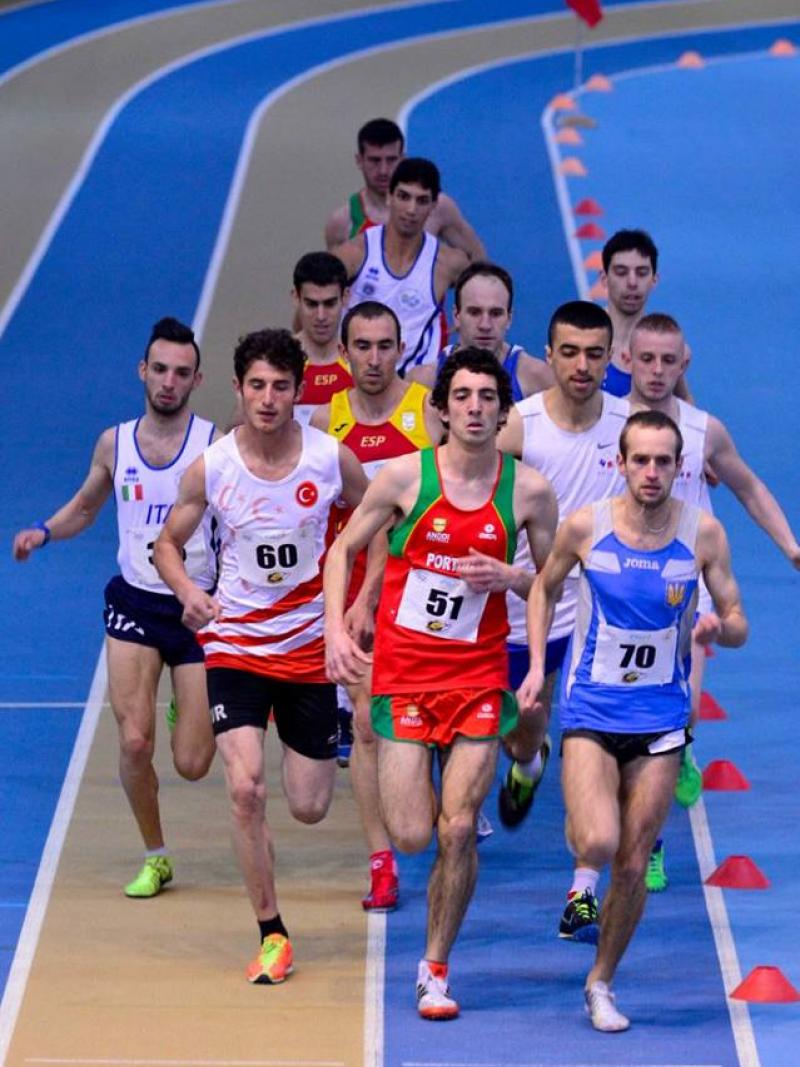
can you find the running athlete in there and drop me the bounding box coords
[495,303,627,858]
[333,158,468,375]
[311,300,442,913]
[324,117,485,260]
[154,329,368,985]
[13,317,218,898]
[408,262,554,398]
[292,251,352,424]
[518,410,747,1031]
[324,348,558,1020]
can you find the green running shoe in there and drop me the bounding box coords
[674,746,702,807]
[645,839,667,892]
[165,697,178,734]
[498,736,551,829]
[124,855,174,898]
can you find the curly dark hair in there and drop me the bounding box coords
[145,316,200,369]
[233,328,305,388]
[431,346,513,431]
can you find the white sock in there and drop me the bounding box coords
[145,847,169,859]
[516,751,543,780]
[570,866,599,897]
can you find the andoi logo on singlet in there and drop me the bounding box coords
[399,288,422,310]
[478,522,497,542]
[475,701,496,720]
[426,517,450,544]
[296,481,319,507]
[400,704,423,728]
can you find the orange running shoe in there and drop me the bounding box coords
[362,852,399,912]
[246,933,293,984]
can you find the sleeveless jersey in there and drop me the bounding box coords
[506,391,628,643]
[602,361,632,398]
[114,415,216,595]
[561,498,700,732]
[438,343,526,404]
[670,398,712,512]
[327,381,433,477]
[198,426,341,681]
[295,355,353,426]
[348,191,376,238]
[372,448,517,694]
[350,226,442,374]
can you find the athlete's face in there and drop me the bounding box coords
[629,328,688,402]
[139,339,200,416]
[293,282,346,346]
[342,313,404,396]
[619,425,681,508]
[235,359,299,434]
[603,250,658,318]
[444,369,503,446]
[356,140,403,197]
[388,181,435,238]
[546,323,610,403]
[454,276,511,355]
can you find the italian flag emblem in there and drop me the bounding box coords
[122,484,144,501]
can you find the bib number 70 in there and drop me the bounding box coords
[618,643,656,669]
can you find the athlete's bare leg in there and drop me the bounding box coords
[216,726,277,919]
[350,680,392,853]
[170,661,214,780]
[377,739,436,854]
[106,636,164,849]
[426,737,499,962]
[503,672,556,761]
[586,750,681,987]
[561,737,621,867]
[281,744,336,824]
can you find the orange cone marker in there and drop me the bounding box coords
[556,128,583,145]
[550,93,576,110]
[677,51,705,69]
[575,222,605,239]
[574,197,603,216]
[705,855,770,889]
[769,39,797,57]
[702,759,749,791]
[584,250,604,270]
[699,691,727,720]
[560,157,587,176]
[585,74,613,91]
[731,967,800,1003]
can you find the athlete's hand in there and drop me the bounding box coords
[344,594,375,652]
[457,548,512,593]
[12,528,47,560]
[181,588,222,632]
[692,611,722,646]
[516,668,545,719]
[788,543,800,571]
[325,626,373,686]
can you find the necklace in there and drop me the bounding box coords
[643,506,671,534]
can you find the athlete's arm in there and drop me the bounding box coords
[324,203,350,251]
[153,455,221,631]
[309,403,332,433]
[519,465,559,573]
[332,235,366,283]
[407,364,437,390]
[13,428,114,559]
[694,513,748,648]
[435,244,470,302]
[422,392,445,443]
[337,442,369,509]
[433,193,486,261]
[707,416,800,567]
[495,405,524,457]
[516,351,555,397]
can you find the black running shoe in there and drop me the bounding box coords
[498,736,551,828]
[558,888,599,943]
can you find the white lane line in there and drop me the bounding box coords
[363,912,386,1067]
[0,702,97,709]
[0,647,107,1067]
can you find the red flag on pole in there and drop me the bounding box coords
[567,0,603,27]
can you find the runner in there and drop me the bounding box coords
[153,328,369,983]
[312,299,441,911]
[292,251,352,425]
[324,347,558,1019]
[13,317,218,898]
[324,117,484,260]
[518,409,747,1032]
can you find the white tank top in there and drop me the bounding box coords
[350,225,442,372]
[114,415,216,595]
[201,425,342,678]
[671,398,712,513]
[507,391,628,642]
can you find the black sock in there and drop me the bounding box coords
[258,914,288,942]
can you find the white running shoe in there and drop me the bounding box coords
[416,960,459,1020]
[585,980,630,1032]
[476,808,494,843]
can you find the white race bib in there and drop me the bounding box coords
[237,526,319,588]
[127,527,210,588]
[590,620,677,687]
[395,568,488,643]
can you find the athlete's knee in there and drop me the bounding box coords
[229,777,266,824]
[119,729,155,767]
[389,816,434,854]
[437,810,476,855]
[172,744,214,782]
[570,824,617,868]
[611,851,649,892]
[287,791,331,825]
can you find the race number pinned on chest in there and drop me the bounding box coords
[395,568,488,642]
[238,526,319,587]
[590,621,677,687]
[127,527,206,586]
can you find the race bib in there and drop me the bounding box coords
[590,620,677,687]
[395,568,488,643]
[237,526,319,588]
[127,527,210,587]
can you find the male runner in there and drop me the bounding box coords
[495,302,627,855]
[518,410,747,1031]
[324,348,558,1020]
[154,328,368,984]
[324,117,485,260]
[13,317,218,898]
[409,261,554,398]
[311,299,442,912]
[334,157,468,375]
[292,251,352,424]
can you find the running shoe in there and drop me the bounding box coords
[165,697,178,734]
[416,960,459,1021]
[476,808,494,844]
[124,855,173,898]
[674,746,703,807]
[337,706,353,768]
[558,888,599,943]
[645,839,668,892]
[498,736,551,828]
[585,980,630,1032]
[362,854,399,912]
[246,933,294,984]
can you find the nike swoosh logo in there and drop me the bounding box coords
[596,442,616,449]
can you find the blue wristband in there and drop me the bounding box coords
[33,521,51,546]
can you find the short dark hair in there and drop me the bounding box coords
[454,261,514,312]
[145,316,200,369]
[389,157,440,200]
[233,328,305,388]
[292,251,348,294]
[633,312,682,338]
[431,346,513,429]
[357,118,404,154]
[602,228,659,274]
[547,300,613,349]
[619,409,683,461]
[340,300,401,347]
